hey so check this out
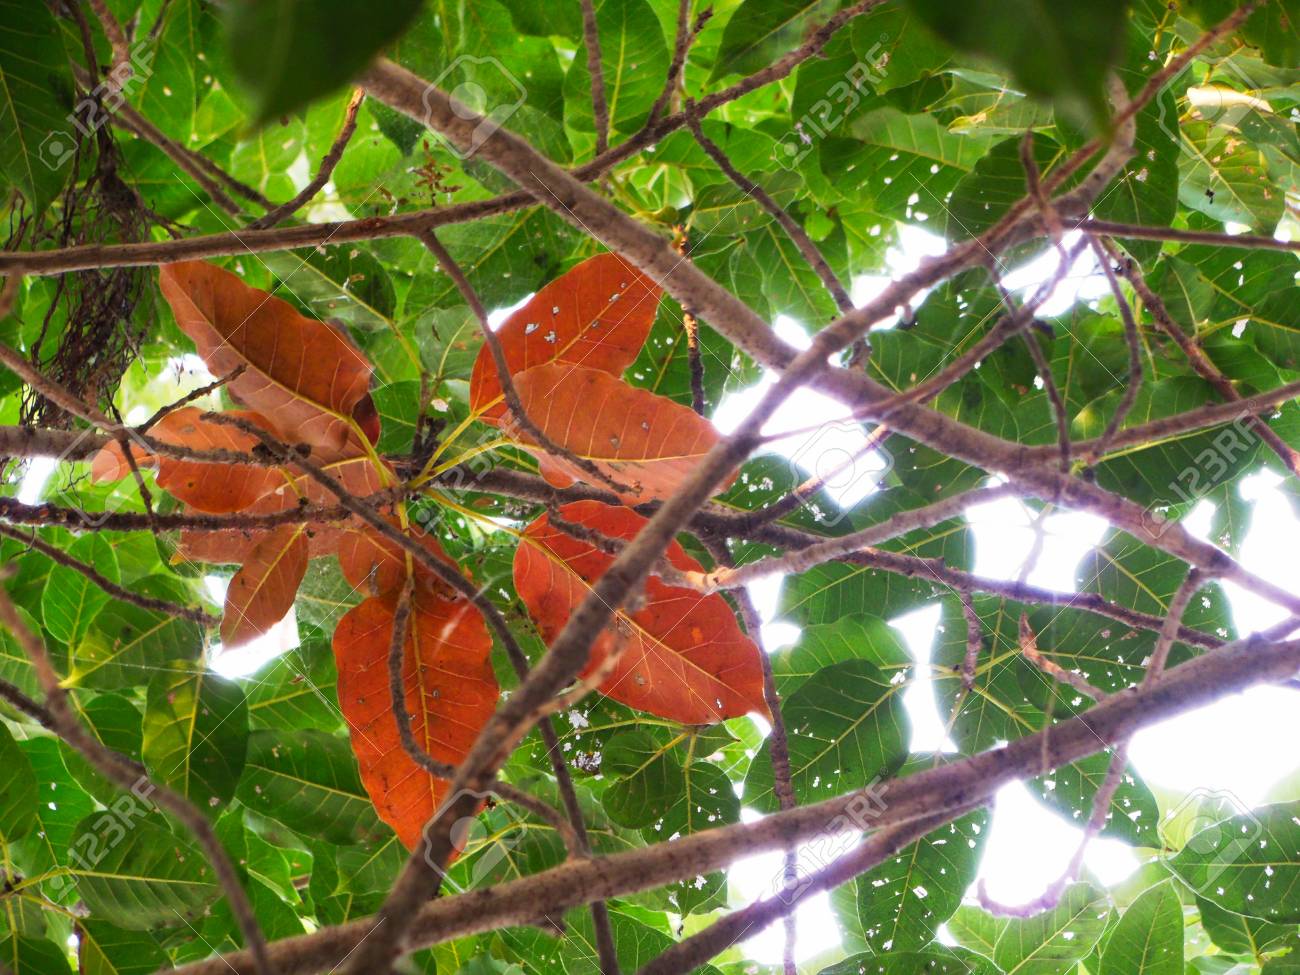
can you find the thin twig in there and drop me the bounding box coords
[0,584,275,975]
[165,629,1300,975]
[139,365,246,433]
[648,1,710,123]
[581,0,610,156]
[1145,568,1203,686]
[673,227,707,415]
[1018,613,1109,702]
[250,90,364,230]
[1086,236,1144,461]
[0,523,216,625]
[1103,236,1300,479]
[959,594,983,693]
[683,484,1016,592]
[686,105,853,314]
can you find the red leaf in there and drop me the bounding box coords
[334,591,498,849]
[337,524,458,598]
[514,501,768,725]
[92,408,285,514]
[159,261,377,452]
[468,253,662,422]
[221,523,308,648]
[508,363,734,503]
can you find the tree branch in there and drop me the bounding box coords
[167,627,1300,975]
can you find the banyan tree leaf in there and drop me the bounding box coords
[225,0,423,123]
[467,252,663,422]
[509,362,732,503]
[77,920,169,975]
[904,0,1131,126]
[711,0,838,82]
[237,729,386,845]
[991,882,1111,974]
[220,523,309,649]
[0,936,70,974]
[745,659,909,811]
[1196,894,1296,958]
[1098,880,1184,975]
[141,661,249,814]
[67,812,220,930]
[514,501,768,725]
[769,614,913,694]
[563,0,669,136]
[0,722,37,843]
[70,579,204,689]
[600,727,740,838]
[41,533,119,648]
[0,0,74,213]
[1179,118,1285,230]
[819,946,1001,975]
[92,408,286,514]
[159,261,377,453]
[1170,800,1300,924]
[333,590,498,848]
[834,777,989,954]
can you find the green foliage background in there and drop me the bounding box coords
[2,0,1300,972]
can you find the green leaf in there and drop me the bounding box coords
[71,579,204,689]
[991,882,1112,974]
[242,645,341,733]
[1182,0,1300,69]
[834,789,989,954]
[1029,750,1160,846]
[745,659,909,811]
[820,947,1000,975]
[903,0,1130,126]
[0,722,37,843]
[67,812,220,930]
[1196,895,1295,958]
[141,662,248,814]
[1100,880,1184,974]
[0,935,69,974]
[947,134,1069,240]
[770,615,913,695]
[851,6,954,93]
[135,0,222,143]
[0,0,75,211]
[1179,118,1285,230]
[563,0,669,137]
[839,107,992,222]
[711,0,837,81]
[78,920,167,975]
[0,604,40,700]
[42,534,120,647]
[948,903,1006,957]
[63,693,144,805]
[236,729,386,845]
[1170,800,1300,924]
[8,739,95,890]
[601,728,739,838]
[225,0,423,123]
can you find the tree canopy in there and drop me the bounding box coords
[1,0,1300,973]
